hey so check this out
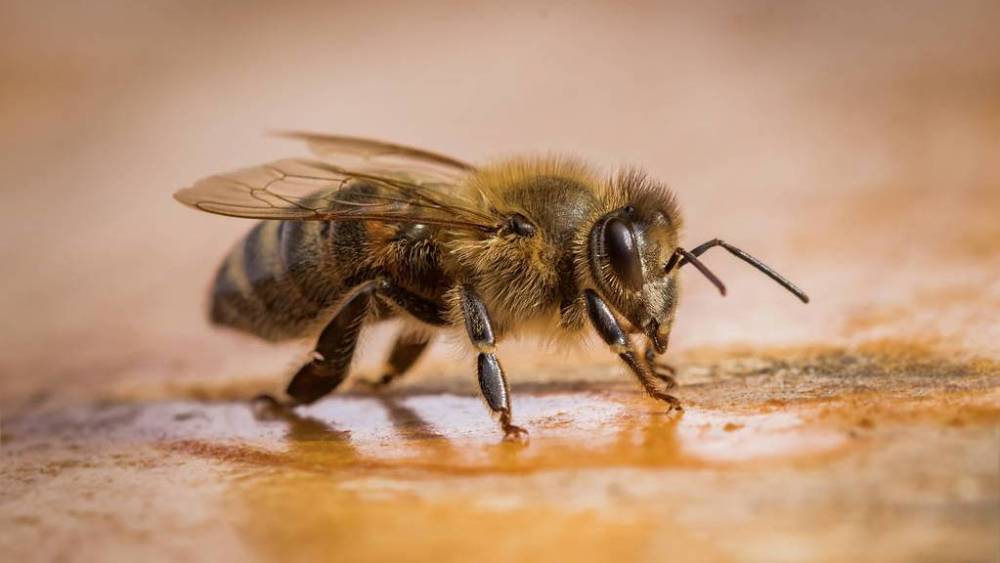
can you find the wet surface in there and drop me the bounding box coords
[3,345,998,562]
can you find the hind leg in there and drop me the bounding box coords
[253,278,449,417]
[287,281,375,404]
[253,282,374,418]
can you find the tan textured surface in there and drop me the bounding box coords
[2,2,999,562]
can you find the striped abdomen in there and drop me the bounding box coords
[208,179,455,340]
[209,218,360,341]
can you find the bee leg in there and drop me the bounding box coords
[345,279,447,390]
[250,393,292,420]
[643,345,677,389]
[374,279,449,326]
[363,331,433,389]
[585,290,682,412]
[285,281,374,405]
[459,287,529,443]
[360,278,449,388]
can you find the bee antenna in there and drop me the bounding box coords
[673,248,727,296]
[678,239,810,304]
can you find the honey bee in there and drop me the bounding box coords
[175,133,809,441]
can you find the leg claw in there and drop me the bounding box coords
[502,424,530,444]
[251,393,291,421]
[650,391,683,414]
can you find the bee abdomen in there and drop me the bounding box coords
[210,220,342,340]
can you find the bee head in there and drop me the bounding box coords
[586,170,810,353]
[587,171,683,352]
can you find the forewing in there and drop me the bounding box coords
[276,131,475,186]
[174,158,496,231]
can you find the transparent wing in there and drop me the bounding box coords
[174,158,497,232]
[275,131,475,186]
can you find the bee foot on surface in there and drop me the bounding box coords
[649,391,683,412]
[502,424,530,444]
[250,393,292,421]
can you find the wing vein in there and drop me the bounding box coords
[175,133,496,232]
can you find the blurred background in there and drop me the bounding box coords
[1,0,998,406]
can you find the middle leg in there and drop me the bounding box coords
[458,286,528,442]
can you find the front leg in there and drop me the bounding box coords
[644,345,677,389]
[584,290,682,412]
[459,286,528,443]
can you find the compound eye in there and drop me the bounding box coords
[603,218,644,291]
